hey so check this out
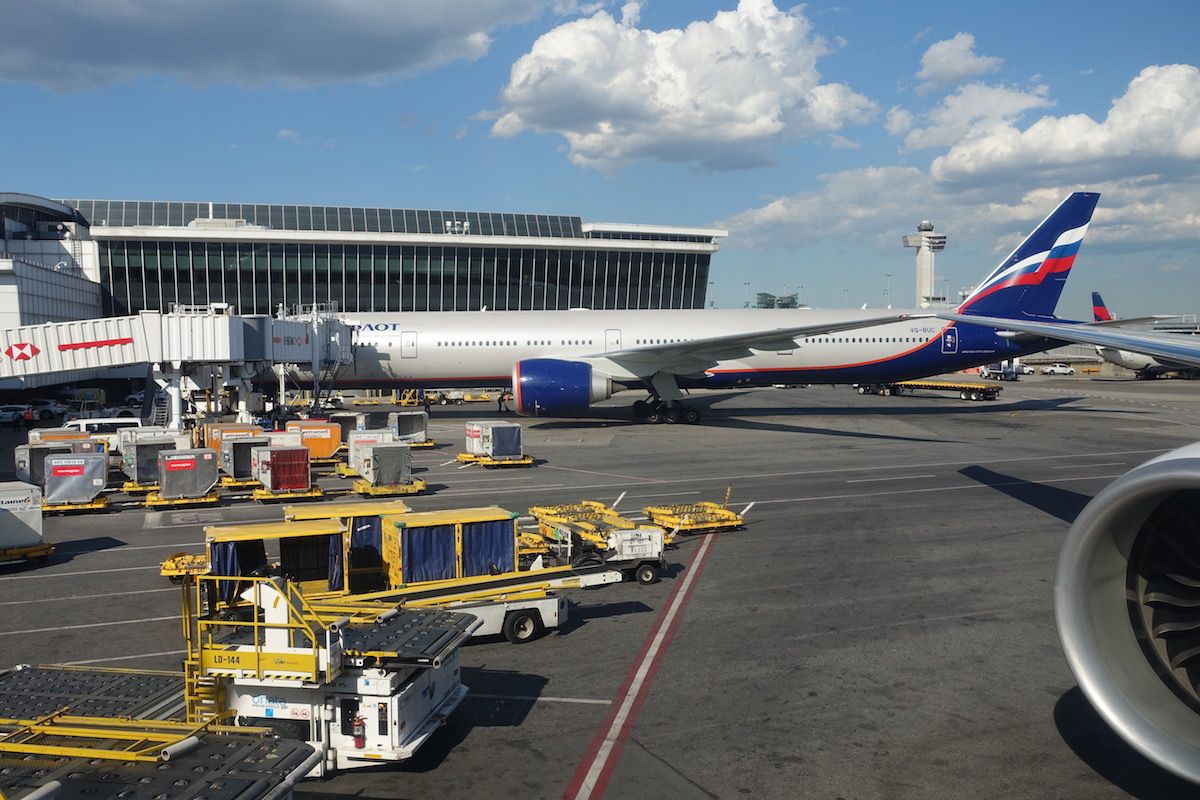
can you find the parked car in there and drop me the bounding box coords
[61,417,143,450]
[28,399,68,420]
[0,404,32,425]
[1018,364,1035,375]
[1041,363,1075,376]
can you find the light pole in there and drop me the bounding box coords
[884,273,892,307]
[708,281,715,308]
[743,282,750,308]
[799,285,805,306]
[842,288,849,308]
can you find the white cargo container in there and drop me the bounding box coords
[464,421,524,459]
[0,482,44,552]
[346,429,395,467]
[266,430,303,448]
[356,442,412,486]
[157,449,220,499]
[388,410,428,444]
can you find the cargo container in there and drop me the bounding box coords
[26,428,91,445]
[356,443,412,486]
[464,421,524,459]
[122,437,178,484]
[43,453,108,505]
[328,412,367,441]
[251,446,312,492]
[284,420,342,459]
[157,449,220,499]
[382,507,519,584]
[114,425,189,454]
[346,429,396,466]
[0,481,49,563]
[202,423,263,453]
[15,443,73,485]
[388,410,428,444]
[266,431,303,448]
[220,436,272,479]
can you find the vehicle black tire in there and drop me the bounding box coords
[881,387,892,397]
[664,407,681,424]
[635,563,660,585]
[503,609,544,644]
[856,386,867,395]
[959,391,969,400]
[970,391,981,401]
[682,407,700,424]
[644,408,663,424]
[455,398,464,405]
[439,398,449,405]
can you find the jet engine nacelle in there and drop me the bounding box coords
[1057,442,1200,784]
[511,358,612,416]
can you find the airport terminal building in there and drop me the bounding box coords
[0,193,725,323]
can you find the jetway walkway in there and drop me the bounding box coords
[0,306,352,427]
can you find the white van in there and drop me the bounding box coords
[62,417,143,452]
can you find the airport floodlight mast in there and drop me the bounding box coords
[902,220,947,307]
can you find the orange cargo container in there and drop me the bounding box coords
[284,420,342,459]
[27,428,92,444]
[202,423,264,453]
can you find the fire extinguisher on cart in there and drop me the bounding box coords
[352,716,367,749]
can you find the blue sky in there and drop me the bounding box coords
[2,0,1198,317]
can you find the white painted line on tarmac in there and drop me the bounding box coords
[55,541,203,555]
[752,473,1124,506]
[846,474,936,484]
[0,587,175,606]
[617,491,702,500]
[1051,461,1126,469]
[0,565,161,581]
[540,464,656,482]
[0,615,177,636]
[63,649,187,665]
[469,693,611,706]
[440,483,566,496]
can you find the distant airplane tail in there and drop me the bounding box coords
[957,192,1100,319]
[1092,291,1113,321]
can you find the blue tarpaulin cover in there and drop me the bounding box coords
[349,516,383,568]
[461,519,514,576]
[210,540,267,602]
[401,524,456,583]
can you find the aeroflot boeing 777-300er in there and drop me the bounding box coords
[336,191,1101,422]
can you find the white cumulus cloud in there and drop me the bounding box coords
[917,32,1002,91]
[931,64,1200,187]
[0,0,540,90]
[490,0,876,172]
[901,82,1053,150]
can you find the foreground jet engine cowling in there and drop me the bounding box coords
[1057,441,1200,783]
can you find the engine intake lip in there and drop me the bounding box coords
[1056,451,1200,785]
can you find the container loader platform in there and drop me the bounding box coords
[853,380,1001,401]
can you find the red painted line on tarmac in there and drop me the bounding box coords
[58,337,134,351]
[563,534,716,800]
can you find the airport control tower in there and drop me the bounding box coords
[902,221,947,307]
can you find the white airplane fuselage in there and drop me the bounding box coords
[334,308,1027,392]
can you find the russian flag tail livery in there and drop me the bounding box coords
[1092,291,1113,321]
[957,192,1100,320]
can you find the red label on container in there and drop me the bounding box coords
[165,459,196,471]
[51,465,85,476]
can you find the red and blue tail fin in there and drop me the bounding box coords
[957,192,1100,319]
[1091,291,1112,321]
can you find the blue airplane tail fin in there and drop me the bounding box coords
[1091,291,1113,321]
[957,192,1100,319]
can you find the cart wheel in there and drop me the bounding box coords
[503,609,544,644]
[635,563,661,585]
[857,386,867,395]
[881,387,892,396]
[439,398,449,405]
[959,391,969,400]
[455,398,464,405]
[970,391,981,401]
[682,407,700,424]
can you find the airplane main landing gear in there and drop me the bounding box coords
[632,398,700,425]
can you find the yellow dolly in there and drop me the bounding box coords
[352,478,428,496]
[120,481,159,494]
[219,476,261,488]
[642,488,750,534]
[42,496,110,514]
[455,453,534,467]
[0,542,54,566]
[334,462,360,478]
[250,486,325,503]
[144,492,221,509]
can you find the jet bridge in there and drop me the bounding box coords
[0,306,351,428]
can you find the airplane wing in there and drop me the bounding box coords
[939,312,1200,369]
[1089,315,1175,327]
[595,313,932,377]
